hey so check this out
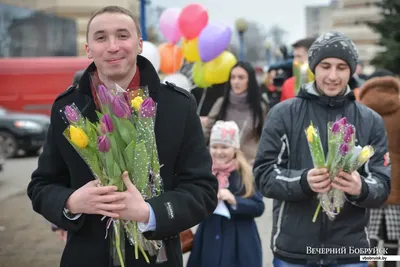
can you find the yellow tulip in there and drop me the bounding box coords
[131,96,144,111]
[69,125,89,148]
[306,125,316,143]
[358,146,374,163]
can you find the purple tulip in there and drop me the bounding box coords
[345,124,354,136]
[65,105,79,122]
[101,114,114,133]
[337,117,347,126]
[112,96,131,118]
[140,98,156,118]
[331,122,341,133]
[339,143,349,156]
[98,85,113,105]
[97,135,111,152]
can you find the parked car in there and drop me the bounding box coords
[0,106,50,158]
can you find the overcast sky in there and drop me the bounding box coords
[150,0,331,44]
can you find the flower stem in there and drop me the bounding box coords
[133,222,139,260]
[312,203,321,223]
[139,241,150,263]
[114,222,125,267]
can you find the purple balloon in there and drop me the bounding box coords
[198,23,232,62]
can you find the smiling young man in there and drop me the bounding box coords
[254,31,391,267]
[27,6,218,267]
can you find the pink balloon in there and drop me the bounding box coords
[178,3,208,40]
[159,8,182,44]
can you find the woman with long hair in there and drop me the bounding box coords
[203,61,269,165]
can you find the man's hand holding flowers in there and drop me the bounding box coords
[111,171,150,223]
[307,168,331,193]
[332,170,362,197]
[65,180,127,218]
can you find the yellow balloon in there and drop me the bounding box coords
[204,51,237,84]
[182,38,200,63]
[192,61,211,88]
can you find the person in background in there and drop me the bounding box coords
[203,61,269,165]
[280,37,316,101]
[187,120,264,267]
[359,69,400,267]
[191,83,226,128]
[254,31,390,267]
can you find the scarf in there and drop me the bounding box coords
[212,158,238,189]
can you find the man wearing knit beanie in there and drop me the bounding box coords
[254,31,390,267]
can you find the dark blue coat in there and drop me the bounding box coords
[187,171,264,267]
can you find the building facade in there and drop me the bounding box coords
[331,0,383,65]
[2,0,140,56]
[305,0,339,38]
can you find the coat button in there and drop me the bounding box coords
[216,235,220,240]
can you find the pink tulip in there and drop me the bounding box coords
[97,135,110,152]
[98,85,113,105]
[101,114,114,133]
[112,96,131,118]
[140,98,156,118]
[65,105,79,122]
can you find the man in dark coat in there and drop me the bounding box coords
[254,31,391,266]
[27,6,218,267]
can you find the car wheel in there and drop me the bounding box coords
[0,131,18,158]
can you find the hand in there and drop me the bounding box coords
[65,180,127,218]
[111,172,150,223]
[55,229,67,242]
[200,116,208,128]
[332,171,362,197]
[307,168,331,193]
[218,188,237,206]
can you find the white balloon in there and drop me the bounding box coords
[141,41,160,72]
[162,73,192,92]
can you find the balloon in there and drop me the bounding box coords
[158,43,184,74]
[141,41,160,72]
[204,51,237,84]
[178,3,208,40]
[199,23,232,62]
[162,73,192,92]
[159,8,182,44]
[182,38,200,63]
[192,61,211,88]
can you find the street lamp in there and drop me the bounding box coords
[140,0,151,41]
[264,39,272,65]
[235,18,248,61]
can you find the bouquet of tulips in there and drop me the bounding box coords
[293,60,315,95]
[61,80,166,266]
[305,117,375,222]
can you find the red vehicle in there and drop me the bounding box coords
[0,57,92,116]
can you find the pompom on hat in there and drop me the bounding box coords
[210,121,240,149]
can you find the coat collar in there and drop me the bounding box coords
[77,55,161,102]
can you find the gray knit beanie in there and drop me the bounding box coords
[308,31,359,76]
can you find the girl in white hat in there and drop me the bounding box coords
[187,120,264,267]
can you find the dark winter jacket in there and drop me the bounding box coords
[27,55,219,267]
[187,171,264,267]
[254,82,391,265]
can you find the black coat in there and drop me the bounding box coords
[254,82,391,265]
[187,171,264,267]
[27,55,219,267]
